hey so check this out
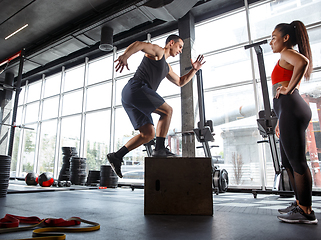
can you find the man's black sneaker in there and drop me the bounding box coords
[277,206,318,224]
[278,200,297,214]
[107,153,123,178]
[151,148,176,158]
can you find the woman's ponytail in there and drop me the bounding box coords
[275,21,312,80]
[291,21,313,80]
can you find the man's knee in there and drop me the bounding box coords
[155,103,173,117]
[167,105,173,116]
[162,104,173,117]
[141,131,155,143]
[140,124,155,142]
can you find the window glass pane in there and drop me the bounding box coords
[18,87,25,105]
[27,81,42,103]
[201,47,253,89]
[0,131,9,155]
[300,71,321,189]
[0,94,13,154]
[114,108,146,168]
[249,0,321,40]
[62,90,83,116]
[157,63,180,97]
[42,96,59,120]
[15,106,23,125]
[260,43,281,80]
[115,50,144,78]
[309,26,321,69]
[64,65,85,92]
[86,82,112,111]
[38,120,57,174]
[115,77,130,106]
[20,124,37,177]
[59,115,81,168]
[11,128,21,177]
[25,102,39,123]
[199,85,260,186]
[88,56,113,85]
[84,110,111,170]
[44,74,61,98]
[195,10,248,54]
[151,33,171,46]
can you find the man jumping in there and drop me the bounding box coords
[107,34,205,178]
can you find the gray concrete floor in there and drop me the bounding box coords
[0,181,321,240]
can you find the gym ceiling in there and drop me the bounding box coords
[0,0,260,86]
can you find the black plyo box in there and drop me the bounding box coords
[144,157,213,215]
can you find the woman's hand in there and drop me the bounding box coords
[114,54,130,73]
[275,85,288,99]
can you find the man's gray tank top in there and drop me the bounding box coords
[131,55,169,91]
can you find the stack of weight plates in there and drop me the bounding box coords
[0,155,11,197]
[70,157,87,185]
[58,147,78,182]
[86,170,100,186]
[100,165,118,188]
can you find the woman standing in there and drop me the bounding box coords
[270,20,318,224]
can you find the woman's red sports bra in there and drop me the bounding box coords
[271,60,293,85]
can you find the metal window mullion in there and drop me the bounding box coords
[87,79,113,88]
[34,122,41,173]
[50,69,62,179]
[110,47,117,153]
[54,67,65,179]
[17,81,30,176]
[16,82,28,177]
[80,57,89,157]
[34,74,45,173]
[15,127,24,177]
[85,107,112,115]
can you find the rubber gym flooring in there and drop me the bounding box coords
[1,181,321,240]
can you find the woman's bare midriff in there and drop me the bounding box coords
[272,81,291,98]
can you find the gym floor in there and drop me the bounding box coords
[1,180,321,240]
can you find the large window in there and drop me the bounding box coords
[84,110,111,170]
[248,0,321,189]
[38,120,57,173]
[192,0,321,188]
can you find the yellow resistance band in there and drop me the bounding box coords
[0,217,100,240]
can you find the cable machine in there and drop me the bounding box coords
[193,69,228,194]
[244,40,293,198]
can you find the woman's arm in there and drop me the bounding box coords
[275,49,309,98]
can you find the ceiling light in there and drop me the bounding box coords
[5,24,29,40]
[99,26,113,51]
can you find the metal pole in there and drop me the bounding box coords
[196,69,212,158]
[196,70,205,129]
[110,46,117,153]
[7,49,25,157]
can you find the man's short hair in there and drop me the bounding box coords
[165,34,183,45]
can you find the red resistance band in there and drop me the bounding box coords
[0,214,81,228]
